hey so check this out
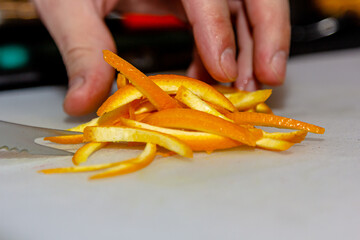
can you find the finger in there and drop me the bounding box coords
[33,0,116,116]
[182,0,238,83]
[244,0,291,86]
[232,1,259,91]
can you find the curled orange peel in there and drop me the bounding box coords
[39,143,156,179]
[89,143,157,179]
[72,142,108,165]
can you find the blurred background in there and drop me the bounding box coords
[1,0,360,90]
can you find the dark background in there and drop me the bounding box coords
[1,0,360,90]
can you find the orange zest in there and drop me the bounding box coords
[39,143,156,179]
[225,112,325,134]
[118,117,242,152]
[72,142,108,165]
[148,74,236,112]
[44,134,83,144]
[142,108,261,147]
[83,126,193,158]
[41,50,324,179]
[224,89,272,111]
[89,143,157,180]
[255,138,295,151]
[175,85,232,121]
[101,50,180,113]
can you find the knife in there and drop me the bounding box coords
[0,120,81,156]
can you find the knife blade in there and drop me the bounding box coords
[0,120,81,156]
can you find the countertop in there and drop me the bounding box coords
[1,48,359,240]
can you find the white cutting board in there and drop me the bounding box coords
[0,49,360,240]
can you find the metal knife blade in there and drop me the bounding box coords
[0,120,81,156]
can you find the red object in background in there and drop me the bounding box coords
[122,13,188,30]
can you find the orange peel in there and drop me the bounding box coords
[72,142,108,165]
[142,108,261,147]
[225,112,325,134]
[175,85,232,121]
[102,50,180,113]
[255,138,295,151]
[118,117,242,151]
[89,143,157,179]
[39,143,156,178]
[149,74,236,112]
[44,134,84,144]
[224,89,272,110]
[83,126,193,158]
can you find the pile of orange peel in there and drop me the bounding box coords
[40,50,325,180]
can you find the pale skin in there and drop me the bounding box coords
[32,0,291,116]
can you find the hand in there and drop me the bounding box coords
[33,0,290,116]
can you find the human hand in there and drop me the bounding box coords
[33,0,290,116]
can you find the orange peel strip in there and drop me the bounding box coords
[89,143,157,179]
[83,126,193,158]
[119,117,242,151]
[72,142,108,165]
[142,108,261,146]
[262,130,308,143]
[255,138,295,151]
[39,161,122,174]
[255,103,273,114]
[116,73,128,89]
[175,85,232,121]
[101,50,180,113]
[134,101,156,114]
[44,135,84,144]
[225,112,325,134]
[213,84,241,94]
[149,74,236,112]
[67,117,100,132]
[97,84,143,116]
[224,89,272,111]
[97,103,131,126]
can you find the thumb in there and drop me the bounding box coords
[34,0,116,116]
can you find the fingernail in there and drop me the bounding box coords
[220,48,238,81]
[68,77,84,94]
[271,51,287,83]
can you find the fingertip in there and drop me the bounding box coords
[255,50,288,86]
[245,0,290,86]
[270,50,287,84]
[219,48,238,82]
[63,67,114,116]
